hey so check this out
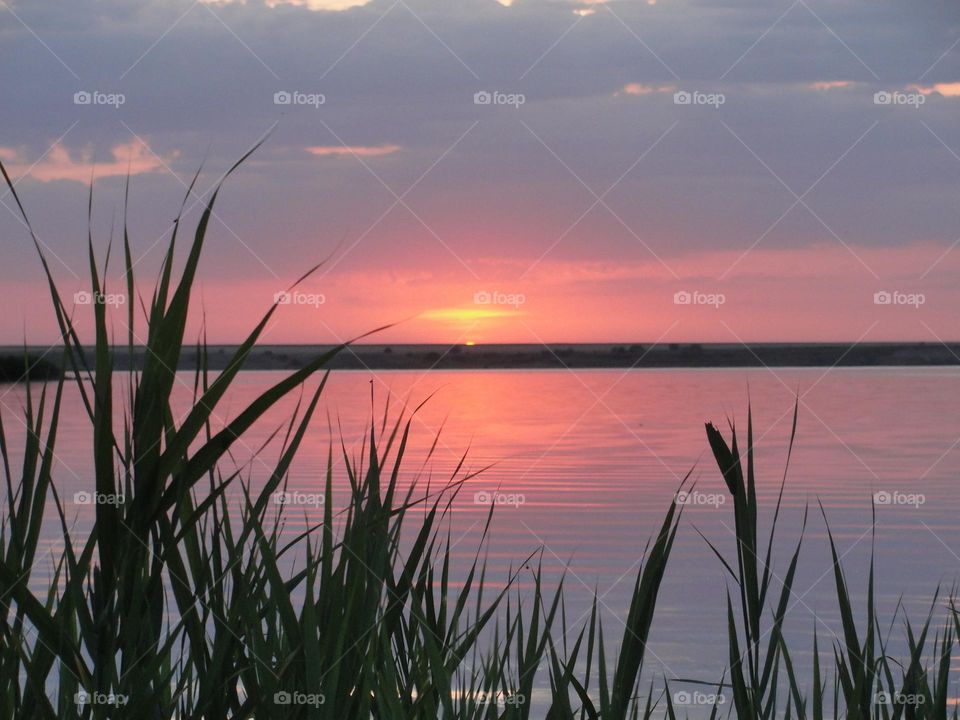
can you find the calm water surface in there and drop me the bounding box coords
[3,367,959,700]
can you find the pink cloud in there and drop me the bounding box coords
[808,80,854,91]
[0,139,174,183]
[910,82,960,97]
[619,83,675,96]
[306,145,401,158]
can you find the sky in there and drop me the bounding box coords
[1,0,959,346]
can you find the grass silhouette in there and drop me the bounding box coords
[0,152,956,719]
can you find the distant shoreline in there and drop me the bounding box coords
[3,343,958,373]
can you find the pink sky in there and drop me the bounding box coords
[1,0,959,345]
[3,240,956,346]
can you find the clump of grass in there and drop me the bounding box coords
[700,411,958,720]
[696,405,807,720]
[0,152,687,719]
[0,151,957,719]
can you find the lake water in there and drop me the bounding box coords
[3,367,959,705]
